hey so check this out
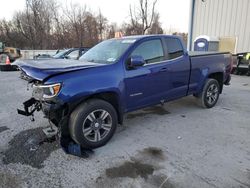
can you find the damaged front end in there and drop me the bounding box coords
[17,98,41,119]
[17,73,64,124]
[17,72,92,157]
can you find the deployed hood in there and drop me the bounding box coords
[14,59,102,82]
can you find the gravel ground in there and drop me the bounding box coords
[0,72,250,188]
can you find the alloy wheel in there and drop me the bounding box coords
[82,109,112,142]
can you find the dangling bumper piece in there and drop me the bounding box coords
[17,98,41,116]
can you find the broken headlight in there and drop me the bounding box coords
[32,83,61,100]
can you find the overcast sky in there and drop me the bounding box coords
[0,0,190,32]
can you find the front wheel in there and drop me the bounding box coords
[197,79,220,108]
[69,99,118,149]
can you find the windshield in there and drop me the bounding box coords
[53,49,68,58]
[79,39,136,64]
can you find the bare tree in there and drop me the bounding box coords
[84,12,99,46]
[0,0,164,50]
[9,0,59,49]
[64,3,87,47]
[96,10,108,40]
[147,13,163,34]
[106,22,117,39]
[129,0,158,34]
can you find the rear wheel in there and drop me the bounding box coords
[197,79,220,108]
[69,99,118,149]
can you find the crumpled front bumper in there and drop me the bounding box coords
[41,101,65,125]
[17,98,92,157]
[17,97,65,125]
[17,98,41,117]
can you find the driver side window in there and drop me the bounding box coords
[131,39,164,64]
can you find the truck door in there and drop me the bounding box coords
[124,38,170,111]
[124,37,191,112]
[162,37,190,101]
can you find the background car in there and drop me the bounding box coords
[53,47,90,60]
[32,48,90,60]
[33,54,53,59]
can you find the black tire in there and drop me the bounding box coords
[69,99,118,149]
[0,65,18,71]
[197,79,220,108]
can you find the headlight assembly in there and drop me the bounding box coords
[32,83,61,100]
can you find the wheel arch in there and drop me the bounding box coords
[207,72,224,93]
[71,91,123,125]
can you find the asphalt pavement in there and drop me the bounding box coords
[0,72,249,188]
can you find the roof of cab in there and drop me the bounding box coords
[119,34,177,40]
[111,35,181,43]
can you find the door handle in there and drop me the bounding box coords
[159,67,169,72]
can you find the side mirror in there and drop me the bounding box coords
[128,55,145,69]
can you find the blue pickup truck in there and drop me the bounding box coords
[16,35,232,150]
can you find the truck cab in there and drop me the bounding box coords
[122,36,190,111]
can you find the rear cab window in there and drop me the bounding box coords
[131,39,164,64]
[165,37,184,60]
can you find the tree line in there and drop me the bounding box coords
[0,0,167,50]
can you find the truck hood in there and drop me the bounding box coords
[14,59,102,82]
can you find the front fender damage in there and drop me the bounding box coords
[17,98,93,157]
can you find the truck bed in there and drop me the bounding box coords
[188,51,230,57]
[187,51,232,95]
